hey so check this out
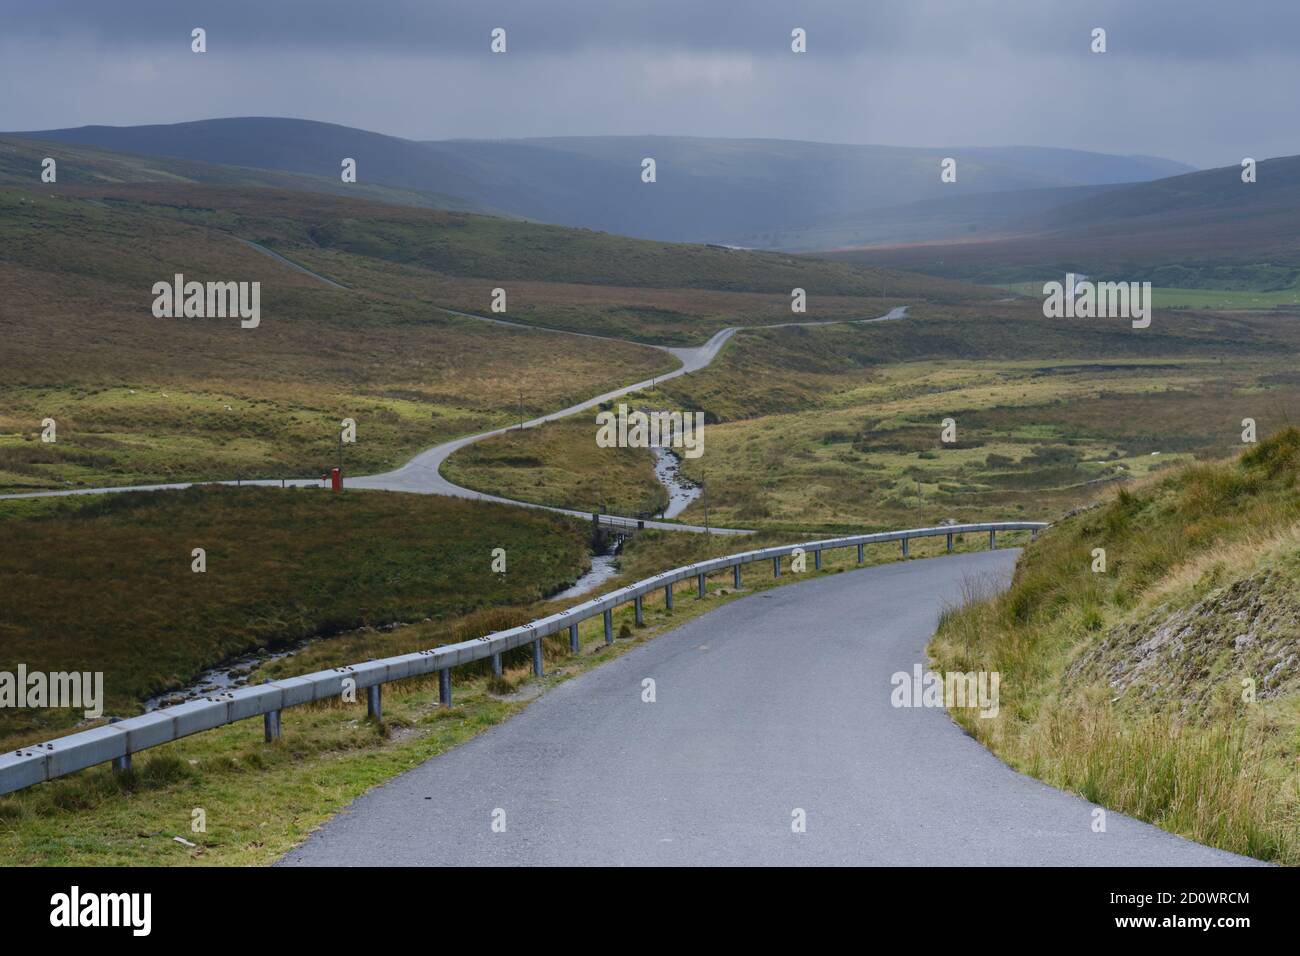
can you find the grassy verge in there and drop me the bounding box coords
[928,430,1300,864]
[0,527,1028,865]
[0,487,591,746]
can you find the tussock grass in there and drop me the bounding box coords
[0,487,590,746]
[929,429,1300,863]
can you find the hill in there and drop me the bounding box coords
[0,175,959,494]
[7,117,1192,247]
[0,133,480,212]
[930,429,1300,863]
[822,155,1300,290]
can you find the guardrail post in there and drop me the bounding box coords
[946,532,953,553]
[697,573,706,597]
[367,683,382,719]
[773,556,781,577]
[902,537,910,558]
[857,543,864,563]
[733,564,742,587]
[569,622,580,652]
[635,595,644,626]
[989,529,996,550]
[603,609,614,643]
[814,550,822,570]
[439,668,452,707]
[665,584,674,609]
[491,653,503,677]
[106,716,131,772]
[532,638,544,676]
[264,709,281,742]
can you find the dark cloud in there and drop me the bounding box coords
[10,0,1300,56]
[2,1,1298,167]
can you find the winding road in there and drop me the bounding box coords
[8,238,1255,865]
[0,239,906,535]
[280,550,1256,866]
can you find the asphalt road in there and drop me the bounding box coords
[280,550,1257,866]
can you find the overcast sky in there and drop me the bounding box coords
[3,0,1297,168]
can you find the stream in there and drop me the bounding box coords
[652,445,702,519]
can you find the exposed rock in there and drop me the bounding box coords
[1066,566,1300,718]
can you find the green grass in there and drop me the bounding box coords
[997,278,1300,310]
[0,187,683,493]
[442,416,668,517]
[928,430,1300,863]
[440,300,1300,534]
[0,179,964,493]
[0,486,591,746]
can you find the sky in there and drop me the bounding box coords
[3,0,1298,168]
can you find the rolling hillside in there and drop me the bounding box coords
[823,155,1300,290]
[0,172,965,494]
[7,117,1191,247]
[0,133,480,212]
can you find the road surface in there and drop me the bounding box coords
[280,550,1257,866]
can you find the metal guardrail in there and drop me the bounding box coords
[0,521,1046,796]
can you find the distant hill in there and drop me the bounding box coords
[0,132,484,213]
[821,155,1300,289]
[7,117,1192,247]
[743,182,1120,250]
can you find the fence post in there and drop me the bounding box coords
[603,609,614,643]
[857,543,864,563]
[773,556,781,577]
[532,638,544,677]
[439,668,452,707]
[264,709,281,742]
[367,683,382,720]
[814,550,822,570]
[734,564,742,587]
[635,595,644,626]
[989,529,996,550]
[569,622,580,652]
[491,653,503,677]
[946,532,953,553]
[902,537,910,559]
[107,717,131,772]
[697,573,706,598]
[665,584,674,609]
